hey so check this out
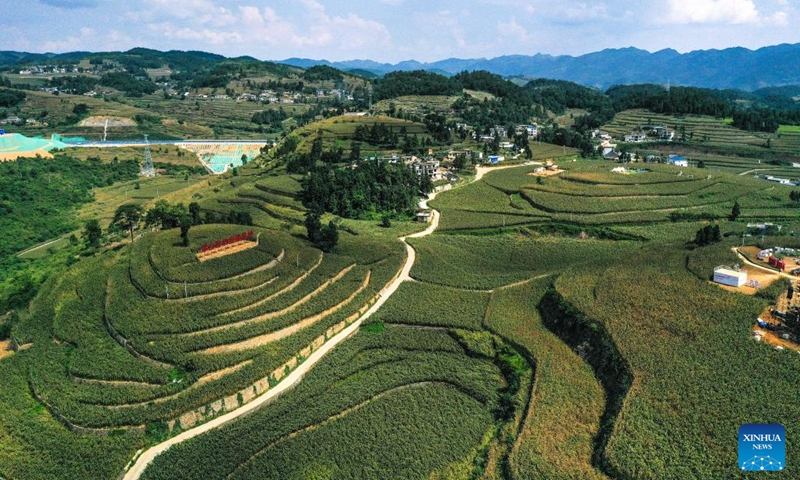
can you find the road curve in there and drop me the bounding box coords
[732,247,796,280]
[121,200,441,480]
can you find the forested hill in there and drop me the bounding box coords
[281,43,800,91]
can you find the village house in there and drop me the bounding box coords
[624,131,648,143]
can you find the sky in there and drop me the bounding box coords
[2,0,799,62]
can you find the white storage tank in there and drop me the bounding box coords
[713,266,747,287]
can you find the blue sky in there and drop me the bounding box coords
[2,0,798,62]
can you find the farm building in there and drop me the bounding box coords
[416,210,432,223]
[713,266,748,287]
[624,131,648,143]
[668,155,689,167]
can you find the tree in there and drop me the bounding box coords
[179,215,192,247]
[695,227,708,246]
[189,202,202,225]
[349,142,361,162]
[694,224,721,247]
[697,160,706,168]
[304,210,323,243]
[319,221,339,252]
[112,203,144,243]
[729,201,741,221]
[72,103,89,116]
[83,219,102,249]
[146,200,188,229]
[453,153,467,170]
[381,214,392,228]
[419,174,434,195]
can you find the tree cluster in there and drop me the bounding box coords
[251,108,288,129]
[374,70,462,100]
[302,65,343,82]
[99,72,157,97]
[731,108,781,133]
[302,162,430,219]
[694,224,721,246]
[0,88,26,107]
[0,155,139,259]
[47,76,96,95]
[606,85,731,117]
[286,132,344,173]
[304,211,339,252]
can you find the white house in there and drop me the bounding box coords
[713,267,747,287]
[668,155,689,167]
[624,131,648,143]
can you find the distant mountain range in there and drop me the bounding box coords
[280,43,800,91]
[2,44,800,92]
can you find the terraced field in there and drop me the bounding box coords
[4,160,800,480]
[20,223,405,433]
[414,162,800,478]
[604,109,800,159]
[432,161,791,233]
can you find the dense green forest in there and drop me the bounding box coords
[374,70,462,100]
[0,155,139,312]
[99,72,158,97]
[0,156,139,258]
[301,162,431,219]
[0,88,26,107]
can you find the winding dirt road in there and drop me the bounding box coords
[121,194,442,480]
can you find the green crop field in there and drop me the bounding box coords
[3,128,800,479]
[604,109,800,161]
[0,180,416,480]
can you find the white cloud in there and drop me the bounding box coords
[769,11,788,25]
[141,0,391,53]
[41,27,95,51]
[497,18,530,42]
[666,0,760,24]
[39,0,98,9]
[561,2,610,21]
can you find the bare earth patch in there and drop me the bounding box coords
[196,240,258,262]
[189,264,356,337]
[0,340,14,360]
[78,116,138,127]
[200,270,371,355]
[714,265,780,295]
[196,360,253,386]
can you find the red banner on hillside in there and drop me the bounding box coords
[201,230,255,253]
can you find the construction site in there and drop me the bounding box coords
[0,132,67,161]
[0,130,267,174]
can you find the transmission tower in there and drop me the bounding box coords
[141,134,156,177]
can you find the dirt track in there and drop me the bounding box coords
[121,192,442,480]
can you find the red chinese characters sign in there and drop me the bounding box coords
[201,230,255,253]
